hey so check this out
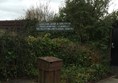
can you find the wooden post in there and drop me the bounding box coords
[37,56,63,83]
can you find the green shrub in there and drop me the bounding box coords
[0,33,109,82]
[61,64,109,83]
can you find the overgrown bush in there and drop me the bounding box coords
[61,64,110,83]
[0,33,110,82]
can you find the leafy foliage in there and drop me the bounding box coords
[54,0,111,42]
[61,64,110,83]
[0,33,109,82]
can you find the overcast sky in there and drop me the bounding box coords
[0,0,118,20]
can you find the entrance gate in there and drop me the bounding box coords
[111,27,118,65]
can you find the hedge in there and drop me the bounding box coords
[0,33,110,82]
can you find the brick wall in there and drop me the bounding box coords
[0,20,27,32]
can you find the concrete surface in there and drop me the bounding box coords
[97,76,118,83]
[97,66,118,83]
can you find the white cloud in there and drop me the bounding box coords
[109,0,118,13]
[0,0,64,20]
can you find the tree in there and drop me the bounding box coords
[56,0,111,42]
[24,2,55,22]
[21,1,56,36]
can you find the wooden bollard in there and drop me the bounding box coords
[37,56,63,83]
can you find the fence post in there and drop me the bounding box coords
[37,56,63,83]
